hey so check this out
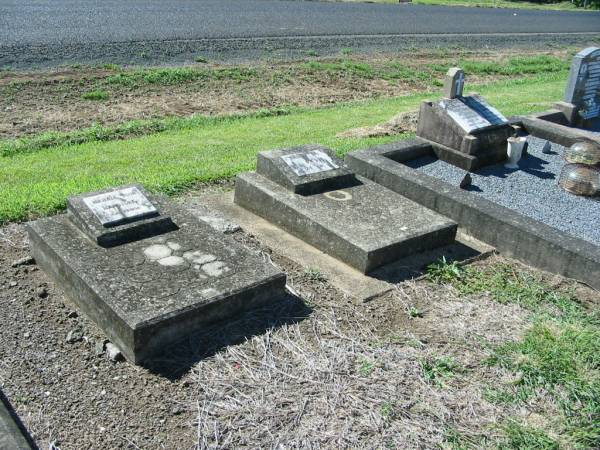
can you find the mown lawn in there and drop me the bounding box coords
[0,72,566,224]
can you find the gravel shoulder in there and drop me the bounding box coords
[0,187,597,448]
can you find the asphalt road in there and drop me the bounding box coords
[2,0,600,68]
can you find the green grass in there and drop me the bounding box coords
[104,67,258,87]
[426,259,600,449]
[0,72,565,224]
[81,89,109,101]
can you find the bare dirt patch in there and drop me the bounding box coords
[0,47,577,140]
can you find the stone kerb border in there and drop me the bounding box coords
[345,138,600,290]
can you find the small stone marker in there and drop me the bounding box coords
[235,145,457,273]
[564,47,600,121]
[459,172,472,189]
[542,140,552,154]
[281,148,339,176]
[28,184,286,364]
[443,67,465,99]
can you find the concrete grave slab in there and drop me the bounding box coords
[198,191,492,302]
[235,145,457,274]
[27,186,286,364]
[346,138,600,290]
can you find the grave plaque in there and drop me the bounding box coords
[236,146,457,273]
[281,149,340,176]
[564,47,600,120]
[439,98,492,133]
[28,186,286,364]
[83,186,158,227]
[461,95,508,126]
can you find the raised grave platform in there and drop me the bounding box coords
[28,185,286,364]
[346,138,600,290]
[234,145,457,273]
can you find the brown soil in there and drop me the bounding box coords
[0,190,594,449]
[0,48,574,140]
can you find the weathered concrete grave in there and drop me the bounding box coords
[234,145,457,273]
[518,47,600,146]
[27,185,286,364]
[417,67,515,171]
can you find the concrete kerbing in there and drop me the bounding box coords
[346,138,600,290]
[0,390,35,450]
[515,112,600,148]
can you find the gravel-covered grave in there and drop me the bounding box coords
[405,136,600,246]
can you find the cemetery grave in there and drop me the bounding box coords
[27,184,287,364]
[518,46,600,146]
[347,61,600,290]
[234,145,458,274]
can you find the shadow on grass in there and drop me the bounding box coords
[142,292,312,381]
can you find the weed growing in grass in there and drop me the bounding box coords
[408,306,423,318]
[341,48,353,56]
[195,56,208,63]
[81,90,109,101]
[421,356,461,386]
[358,358,376,377]
[303,266,327,282]
[306,50,319,57]
[426,256,463,284]
[102,63,120,71]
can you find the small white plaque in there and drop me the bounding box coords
[281,149,340,177]
[83,187,157,226]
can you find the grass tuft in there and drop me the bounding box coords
[81,89,109,101]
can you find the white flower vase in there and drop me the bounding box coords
[505,137,526,169]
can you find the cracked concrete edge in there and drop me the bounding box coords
[0,390,35,450]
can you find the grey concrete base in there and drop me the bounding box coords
[516,110,600,147]
[199,192,492,302]
[234,172,457,274]
[0,391,34,450]
[346,138,600,290]
[27,196,286,365]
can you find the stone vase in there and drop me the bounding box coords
[505,137,526,169]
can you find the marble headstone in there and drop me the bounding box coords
[565,47,600,120]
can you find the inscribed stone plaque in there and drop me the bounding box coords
[83,186,158,227]
[460,95,508,126]
[281,149,340,177]
[439,98,491,133]
[564,47,600,120]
